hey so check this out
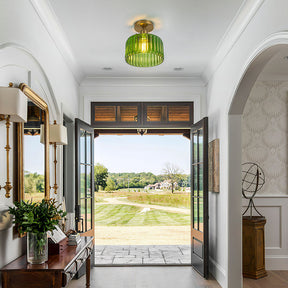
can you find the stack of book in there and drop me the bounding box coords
[68,233,81,246]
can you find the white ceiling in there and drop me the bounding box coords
[48,0,245,79]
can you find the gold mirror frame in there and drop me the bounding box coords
[14,83,50,201]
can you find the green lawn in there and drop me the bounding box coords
[95,204,190,226]
[127,193,191,209]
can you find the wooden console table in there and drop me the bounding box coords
[1,236,93,288]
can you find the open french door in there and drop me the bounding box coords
[191,117,209,278]
[75,118,94,237]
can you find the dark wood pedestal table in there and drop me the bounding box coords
[1,236,93,288]
[243,216,267,279]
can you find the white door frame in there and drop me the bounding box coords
[227,35,288,287]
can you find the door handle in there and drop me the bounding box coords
[76,217,84,233]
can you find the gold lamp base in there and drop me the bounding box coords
[0,115,12,198]
[0,182,12,198]
[134,19,154,33]
[51,142,58,194]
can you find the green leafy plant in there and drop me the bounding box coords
[9,198,67,235]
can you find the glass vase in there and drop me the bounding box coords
[27,232,48,264]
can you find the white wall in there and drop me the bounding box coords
[0,0,79,276]
[206,0,288,287]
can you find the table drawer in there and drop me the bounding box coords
[62,260,78,287]
[62,242,93,286]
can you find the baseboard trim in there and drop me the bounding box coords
[266,255,288,270]
[209,257,226,287]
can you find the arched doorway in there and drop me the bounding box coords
[228,38,288,287]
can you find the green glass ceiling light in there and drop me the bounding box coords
[125,19,164,67]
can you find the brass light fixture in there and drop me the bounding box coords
[41,121,67,194]
[125,19,164,67]
[0,83,27,198]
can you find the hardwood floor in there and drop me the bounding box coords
[68,268,288,288]
[68,266,221,288]
[244,271,288,288]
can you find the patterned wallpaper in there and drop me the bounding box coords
[242,81,288,195]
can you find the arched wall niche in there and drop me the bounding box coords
[0,43,66,269]
[228,33,288,287]
[0,43,60,119]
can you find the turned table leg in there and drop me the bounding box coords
[86,255,91,288]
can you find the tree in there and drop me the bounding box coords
[24,172,44,194]
[178,174,190,188]
[94,163,108,191]
[162,163,183,193]
[105,178,116,191]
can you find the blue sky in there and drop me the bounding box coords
[24,135,44,174]
[94,135,190,175]
[24,134,190,175]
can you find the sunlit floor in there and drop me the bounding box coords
[68,268,288,288]
[68,266,221,288]
[95,245,191,265]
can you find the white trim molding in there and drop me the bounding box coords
[81,76,205,87]
[209,257,226,287]
[202,0,265,84]
[29,0,84,84]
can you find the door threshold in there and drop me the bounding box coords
[94,264,192,267]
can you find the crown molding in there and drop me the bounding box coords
[29,0,84,84]
[202,0,265,84]
[81,76,205,87]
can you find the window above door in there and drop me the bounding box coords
[91,102,194,128]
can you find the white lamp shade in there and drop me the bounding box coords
[0,87,27,122]
[40,124,45,144]
[50,123,68,145]
[40,123,68,145]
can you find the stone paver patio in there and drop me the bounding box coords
[95,245,191,265]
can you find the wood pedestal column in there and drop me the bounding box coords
[243,216,267,279]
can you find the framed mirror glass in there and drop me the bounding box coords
[14,83,50,201]
[23,102,45,201]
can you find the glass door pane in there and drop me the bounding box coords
[75,119,94,236]
[190,117,208,278]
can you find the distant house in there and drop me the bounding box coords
[144,183,161,191]
[160,180,171,189]
[160,180,178,190]
[145,180,179,191]
[145,183,158,190]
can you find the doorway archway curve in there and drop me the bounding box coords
[228,32,288,287]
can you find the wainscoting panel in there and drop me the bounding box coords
[242,196,288,270]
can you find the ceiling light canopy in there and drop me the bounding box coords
[125,19,164,67]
